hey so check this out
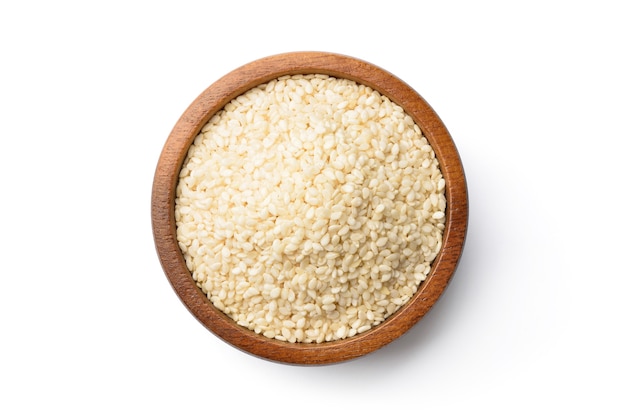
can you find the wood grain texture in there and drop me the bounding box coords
[151,51,468,365]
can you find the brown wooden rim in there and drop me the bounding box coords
[151,51,468,365]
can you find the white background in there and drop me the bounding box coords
[2,1,624,416]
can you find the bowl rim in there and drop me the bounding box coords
[151,51,468,365]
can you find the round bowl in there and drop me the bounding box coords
[152,51,468,365]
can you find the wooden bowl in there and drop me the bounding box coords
[152,51,468,365]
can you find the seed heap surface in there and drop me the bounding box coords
[175,74,446,343]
